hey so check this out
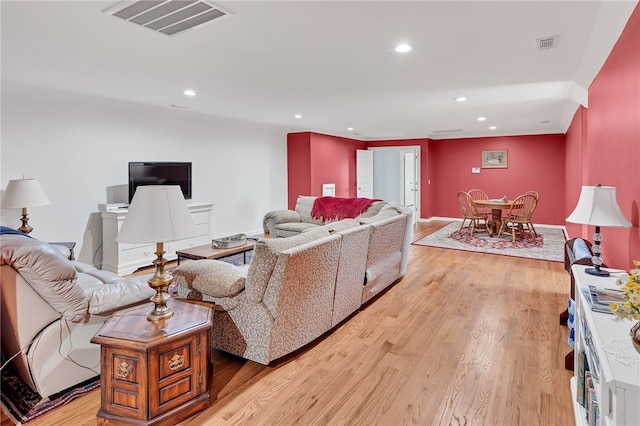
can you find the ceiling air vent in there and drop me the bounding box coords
[537,35,559,50]
[104,0,233,37]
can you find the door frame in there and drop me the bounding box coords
[367,146,420,224]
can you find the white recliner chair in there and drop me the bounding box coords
[0,230,155,398]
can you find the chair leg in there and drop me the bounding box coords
[498,220,506,238]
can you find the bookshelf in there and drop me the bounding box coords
[572,264,640,426]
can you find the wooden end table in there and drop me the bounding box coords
[175,237,261,265]
[91,299,213,426]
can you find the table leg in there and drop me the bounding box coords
[491,208,502,236]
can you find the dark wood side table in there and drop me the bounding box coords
[91,299,212,426]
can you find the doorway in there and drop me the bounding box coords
[357,146,420,223]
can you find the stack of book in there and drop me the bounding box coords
[581,285,623,314]
[577,349,600,426]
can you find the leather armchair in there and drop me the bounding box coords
[0,232,155,398]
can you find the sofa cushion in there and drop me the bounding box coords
[357,208,399,224]
[311,218,360,234]
[173,260,247,298]
[276,221,321,235]
[245,228,330,303]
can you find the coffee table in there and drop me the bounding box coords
[175,237,259,265]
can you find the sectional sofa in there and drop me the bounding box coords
[262,195,387,237]
[175,203,413,365]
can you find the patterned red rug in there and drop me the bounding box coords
[0,364,99,425]
[412,221,565,262]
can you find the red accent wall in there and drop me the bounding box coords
[287,132,366,209]
[287,133,312,208]
[427,135,566,225]
[564,106,589,239]
[565,2,640,269]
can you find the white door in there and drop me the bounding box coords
[404,152,415,207]
[356,150,373,198]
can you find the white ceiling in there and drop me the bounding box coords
[1,0,638,140]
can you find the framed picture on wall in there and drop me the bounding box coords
[482,150,508,168]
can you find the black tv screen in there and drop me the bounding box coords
[128,162,192,203]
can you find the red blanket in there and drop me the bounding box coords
[310,197,380,221]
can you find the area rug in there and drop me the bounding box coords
[412,221,564,262]
[1,365,99,425]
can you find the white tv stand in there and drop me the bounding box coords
[571,264,640,426]
[101,202,213,275]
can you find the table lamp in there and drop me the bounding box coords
[1,178,51,234]
[117,185,196,321]
[566,184,631,276]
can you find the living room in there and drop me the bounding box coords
[1,1,638,273]
[1,1,639,424]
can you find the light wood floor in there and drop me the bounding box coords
[2,221,574,426]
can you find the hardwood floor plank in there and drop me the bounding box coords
[3,221,575,426]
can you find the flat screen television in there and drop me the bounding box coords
[128,162,192,203]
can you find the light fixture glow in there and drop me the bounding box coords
[489,126,497,130]
[184,89,196,96]
[477,116,487,122]
[347,127,354,131]
[455,97,467,102]
[395,43,412,53]
[294,114,302,119]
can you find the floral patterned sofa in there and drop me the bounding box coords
[175,203,412,365]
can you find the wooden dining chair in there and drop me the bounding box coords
[457,191,491,236]
[525,190,539,200]
[498,193,538,242]
[467,189,490,215]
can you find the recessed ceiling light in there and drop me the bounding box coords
[294,114,302,119]
[347,127,354,131]
[394,43,412,53]
[489,126,497,130]
[455,97,467,102]
[184,89,196,96]
[477,116,487,122]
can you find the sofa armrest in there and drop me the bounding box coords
[263,209,301,234]
[87,275,155,314]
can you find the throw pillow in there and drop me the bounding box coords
[572,238,592,262]
[173,260,246,298]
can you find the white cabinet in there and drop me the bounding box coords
[101,203,213,275]
[571,264,640,426]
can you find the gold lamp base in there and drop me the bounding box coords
[147,242,174,322]
[17,208,33,234]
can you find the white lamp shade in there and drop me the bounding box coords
[566,185,631,227]
[116,185,197,244]
[2,178,51,208]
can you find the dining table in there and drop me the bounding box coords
[473,199,524,236]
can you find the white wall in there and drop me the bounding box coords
[1,83,288,267]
